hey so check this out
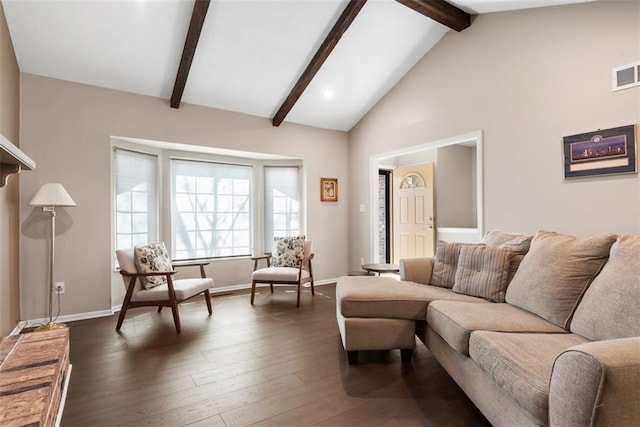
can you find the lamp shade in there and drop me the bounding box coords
[29,183,76,207]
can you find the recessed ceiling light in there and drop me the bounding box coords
[323,88,334,99]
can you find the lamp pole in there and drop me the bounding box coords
[35,206,66,330]
[30,183,76,331]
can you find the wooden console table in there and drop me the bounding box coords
[0,329,71,426]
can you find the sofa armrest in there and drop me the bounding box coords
[549,337,640,427]
[399,257,434,285]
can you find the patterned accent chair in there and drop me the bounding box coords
[251,237,315,307]
[115,243,213,333]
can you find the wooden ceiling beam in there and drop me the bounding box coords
[170,0,210,109]
[395,0,470,32]
[272,0,367,127]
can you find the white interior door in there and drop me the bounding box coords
[392,163,435,262]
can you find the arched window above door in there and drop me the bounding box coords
[400,173,425,189]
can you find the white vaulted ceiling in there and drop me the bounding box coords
[2,0,592,131]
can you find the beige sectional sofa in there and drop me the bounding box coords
[336,231,640,426]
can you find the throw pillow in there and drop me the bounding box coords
[272,236,306,268]
[505,230,617,329]
[134,242,173,290]
[570,235,640,341]
[452,245,512,302]
[431,241,485,288]
[483,230,533,284]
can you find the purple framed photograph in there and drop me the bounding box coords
[563,124,637,179]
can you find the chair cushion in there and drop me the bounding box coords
[505,230,617,329]
[430,241,484,288]
[134,242,173,289]
[428,301,566,355]
[452,245,512,302]
[132,278,213,302]
[252,267,310,283]
[271,236,305,268]
[571,235,640,340]
[469,331,589,425]
[337,276,487,321]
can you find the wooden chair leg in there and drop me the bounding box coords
[170,302,181,334]
[204,289,212,315]
[116,276,136,332]
[296,283,301,307]
[115,304,129,332]
[310,280,315,296]
[251,281,257,305]
[269,284,274,293]
[157,306,163,313]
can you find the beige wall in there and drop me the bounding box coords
[19,75,349,320]
[349,1,640,269]
[435,145,475,228]
[0,3,20,335]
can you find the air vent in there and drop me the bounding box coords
[613,61,640,91]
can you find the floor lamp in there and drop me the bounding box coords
[29,183,76,331]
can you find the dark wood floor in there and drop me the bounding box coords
[62,284,489,426]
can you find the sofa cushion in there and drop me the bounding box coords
[452,245,512,302]
[482,230,532,253]
[428,301,566,354]
[337,276,487,321]
[134,242,173,289]
[505,230,617,329]
[469,331,589,425]
[431,241,484,288]
[483,230,533,284]
[571,235,640,340]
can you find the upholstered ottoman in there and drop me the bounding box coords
[336,275,487,364]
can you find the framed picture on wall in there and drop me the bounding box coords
[320,177,338,202]
[563,124,637,179]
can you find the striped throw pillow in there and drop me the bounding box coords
[452,245,512,302]
[430,241,485,288]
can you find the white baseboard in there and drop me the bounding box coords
[12,278,341,326]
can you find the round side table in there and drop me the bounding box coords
[361,263,400,276]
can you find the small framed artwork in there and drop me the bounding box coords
[563,124,637,179]
[320,177,338,202]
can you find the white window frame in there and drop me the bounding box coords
[263,165,303,252]
[170,158,253,260]
[111,143,161,269]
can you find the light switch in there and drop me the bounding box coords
[359,204,366,213]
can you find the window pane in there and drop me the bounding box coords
[116,212,132,234]
[197,194,214,211]
[132,213,148,233]
[132,234,148,246]
[114,148,158,251]
[131,191,147,212]
[233,195,249,212]
[264,166,301,252]
[171,159,252,259]
[116,234,132,249]
[116,192,131,211]
[216,195,233,212]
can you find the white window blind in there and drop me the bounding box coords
[172,159,252,259]
[114,149,158,250]
[264,166,300,252]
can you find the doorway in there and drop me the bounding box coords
[369,131,484,263]
[392,163,435,262]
